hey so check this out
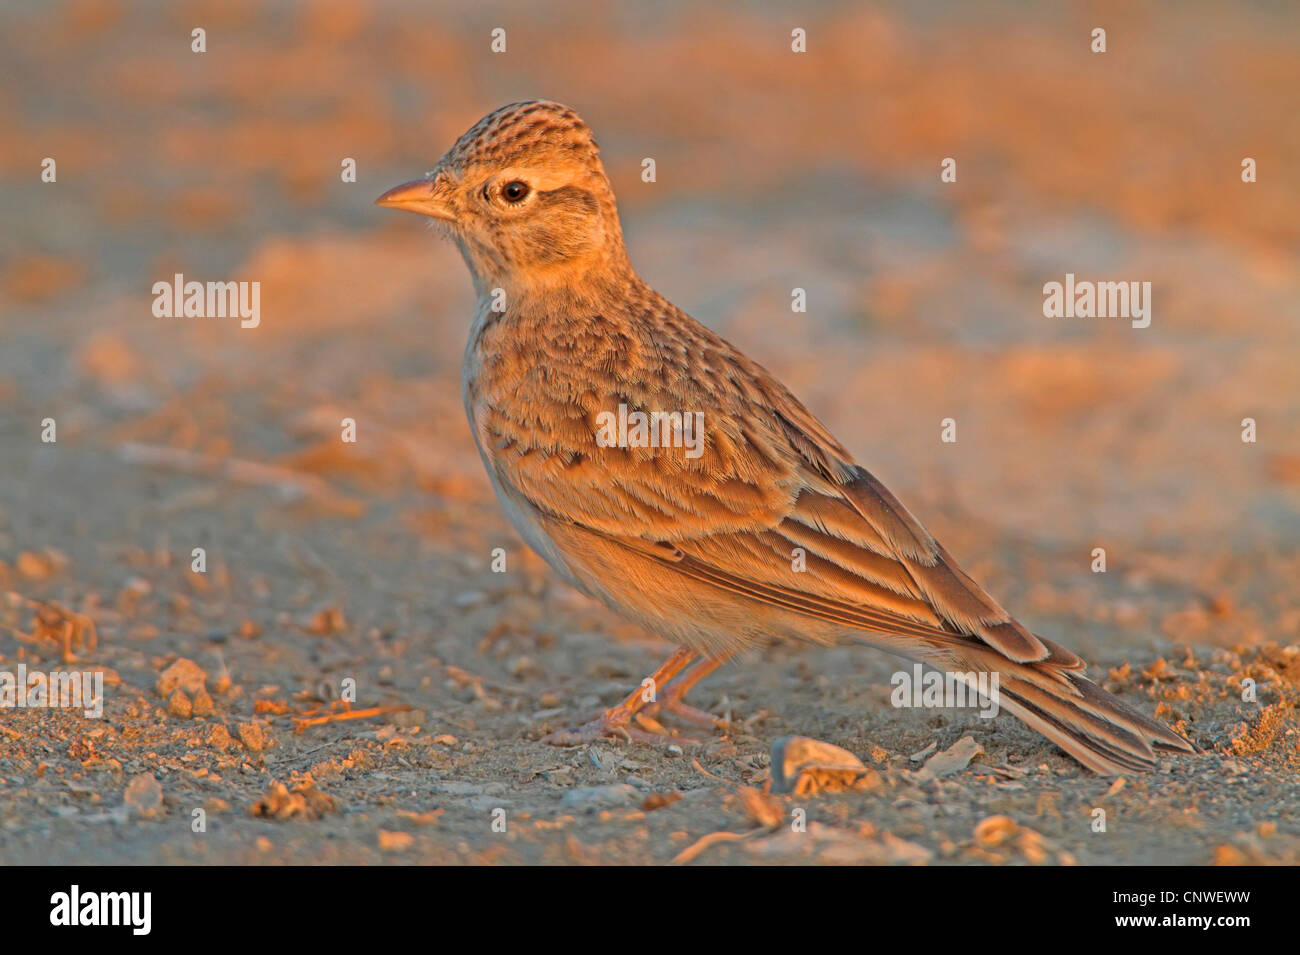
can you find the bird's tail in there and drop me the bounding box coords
[956,643,1199,774]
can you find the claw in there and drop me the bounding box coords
[644,697,729,730]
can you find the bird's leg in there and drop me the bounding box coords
[542,647,700,746]
[639,656,727,730]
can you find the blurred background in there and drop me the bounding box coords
[3,0,1297,635]
[0,0,1298,863]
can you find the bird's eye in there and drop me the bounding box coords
[501,180,530,203]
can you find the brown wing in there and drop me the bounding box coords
[603,471,1082,669]
[471,299,1079,671]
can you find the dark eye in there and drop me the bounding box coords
[501,180,530,203]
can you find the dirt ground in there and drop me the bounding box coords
[1,1,1298,865]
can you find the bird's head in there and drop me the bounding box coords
[377,101,629,296]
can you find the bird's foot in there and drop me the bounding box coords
[640,655,729,731]
[640,694,729,731]
[539,647,721,747]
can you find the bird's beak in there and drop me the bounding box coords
[375,172,456,222]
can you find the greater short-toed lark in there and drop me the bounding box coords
[378,101,1197,774]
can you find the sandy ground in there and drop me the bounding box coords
[1,1,1298,865]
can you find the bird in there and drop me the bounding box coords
[376,100,1198,774]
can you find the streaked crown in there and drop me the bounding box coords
[440,100,604,176]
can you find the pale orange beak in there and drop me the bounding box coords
[375,173,456,221]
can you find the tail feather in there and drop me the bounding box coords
[965,646,1199,775]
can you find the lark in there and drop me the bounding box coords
[377,101,1198,774]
